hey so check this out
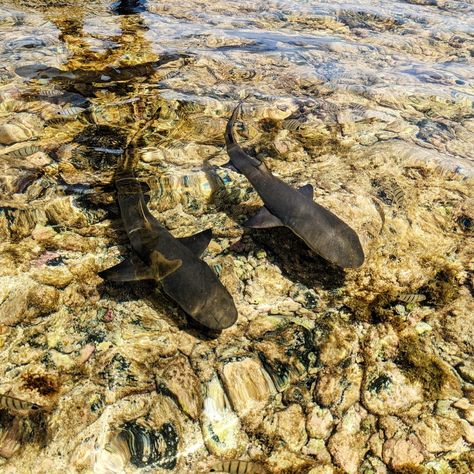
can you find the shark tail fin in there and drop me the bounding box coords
[244,206,284,228]
[225,100,263,171]
[225,102,243,149]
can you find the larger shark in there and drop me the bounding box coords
[100,141,238,330]
[225,103,364,269]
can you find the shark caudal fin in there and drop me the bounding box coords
[224,101,262,171]
[225,102,243,149]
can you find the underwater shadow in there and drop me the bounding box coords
[242,225,345,291]
[202,164,346,291]
[111,0,148,15]
[142,285,224,341]
[97,278,223,341]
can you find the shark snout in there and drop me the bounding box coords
[194,290,238,330]
[321,233,365,268]
[341,246,365,268]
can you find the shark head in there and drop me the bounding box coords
[319,227,365,269]
[191,288,238,331]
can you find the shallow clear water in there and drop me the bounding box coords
[0,1,473,473]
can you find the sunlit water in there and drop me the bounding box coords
[0,1,473,473]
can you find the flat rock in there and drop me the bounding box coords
[382,436,424,471]
[156,355,203,420]
[306,405,334,439]
[263,404,308,452]
[327,405,370,474]
[219,356,276,419]
[0,275,59,325]
[362,362,424,415]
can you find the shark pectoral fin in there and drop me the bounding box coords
[99,254,154,282]
[178,229,213,257]
[298,184,314,199]
[150,251,182,280]
[244,206,284,228]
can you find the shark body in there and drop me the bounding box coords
[100,144,237,330]
[225,104,364,269]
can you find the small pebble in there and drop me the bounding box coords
[103,308,114,322]
[256,249,267,259]
[415,322,432,334]
[78,344,96,364]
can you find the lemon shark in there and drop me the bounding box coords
[100,143,237,330]
[224,103,364,269]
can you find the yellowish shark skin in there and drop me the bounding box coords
[100,144,238,331]
[225,103,364,269]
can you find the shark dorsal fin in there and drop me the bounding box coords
[150,251,182,280]
[299,184,314,199]
[178,229,213,257]
[243,206,284,228]
[99,254,155,282]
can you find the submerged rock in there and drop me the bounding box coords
[155,354,203,420]
[1,0,473,472]
[0,416,22,459]
[218,356,276,422]
[262,404,308,453]
[362,362,424,415]
[306,405,334,440]
[412,416,465,453]
[255,321,316,393]
[315,364,363,415]
[201,375,245,458]
[327,405,371,474]
[382,437,424,472]
[0,113,44,144]
[116,421,179,469]
[0,276,59,325]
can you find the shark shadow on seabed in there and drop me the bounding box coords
[245,225,346,291]
[204,169,347,292]
[111,0,148,15]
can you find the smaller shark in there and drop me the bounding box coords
[100,142,237,330]
[225,103,364,269]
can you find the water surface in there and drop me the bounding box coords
[0,1,473,473]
